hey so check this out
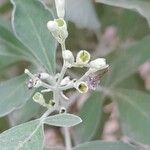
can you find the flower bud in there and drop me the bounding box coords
[38,73,51,80]
[33,92,46,106]
[55,0,65,18]
[76,50,90,66]
[47,21,57,32]
[60,76,71,86]
[47,18,68,44]
[75,82,88,93]
[89,58,108,71]
[62,50,74,65]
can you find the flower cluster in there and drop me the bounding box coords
[25,0,108,111]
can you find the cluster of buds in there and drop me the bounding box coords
[25,0,108,111]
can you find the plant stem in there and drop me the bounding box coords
[64,127,72,150]
[57,62,67,84]
[57,42,67,85]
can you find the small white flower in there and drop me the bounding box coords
[55,0,65,18]
[89,58,108,71]
[76,50,91,67]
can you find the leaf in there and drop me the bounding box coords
[0,18,34,60]
[44,148,64,150]
[117,73,145,91]
[96,0,150,27]
[11,0,56,74]
[114,89,150,146]
[0,75,33,117]
[44,113,82,127]
[0,56,18,71]
[95,5,150,40]
[66,0,100,30]
[0,120,44,150]
[9,99,43,125]
[74,141,137,150]
[103,35,150,87]
[74,92,104,143]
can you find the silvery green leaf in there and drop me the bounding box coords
[103,35,150,87]
[0,120,44,150]
[66,0,100,30]
[74,141,137,150]
[44,113,82,127]
[11,0,56,74]
[96,0,150,27]
[0,75,33,117]
[75,92,104,143]
[114,89,150,146]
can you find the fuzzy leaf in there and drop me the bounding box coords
[75,92,104,143]
[114,89,150,146]
[96,0,150,27]
[0,120,44,150]
[66,0,100,30]
[44,113,82,127]
[0,75,33,117]
[74,141,137,150]
[103,35,150,87]
[11,0,56,73]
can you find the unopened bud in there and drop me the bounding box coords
[76,50,91,66]
[63,50,74,65]
[33,92,46,106]
[39,73,51,80]
[89,58,108,71]
[47,21,57,32]
[60,76,71,86]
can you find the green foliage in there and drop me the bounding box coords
[11,0,56,73]
[44,141,137,150]
[75,92,104,143]
[0,0,150,149]
[0,114,82,149]
[0,75,33,117]
[0,120,44,150]
[74,141,137,150]
[114,89,150,146]
[104,35,150,87]
[44,113,82,127]
[96,0,150,27]
[66,0,100,30]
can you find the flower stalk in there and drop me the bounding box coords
[24,0,109,149]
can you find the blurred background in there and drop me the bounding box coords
[0,0,150,149]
